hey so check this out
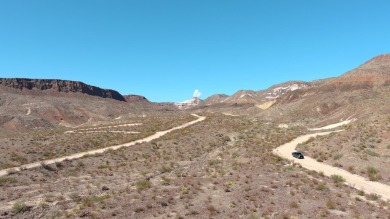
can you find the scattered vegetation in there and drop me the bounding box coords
[0,113,389,218]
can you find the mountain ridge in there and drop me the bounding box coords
[0,78,126,101]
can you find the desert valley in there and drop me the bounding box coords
[1,54,390,218]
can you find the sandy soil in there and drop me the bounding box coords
[0,114,206,177]
[273,130,390,201]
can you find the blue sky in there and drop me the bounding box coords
[1,1,390,102]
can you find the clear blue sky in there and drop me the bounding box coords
[1,1,390,102]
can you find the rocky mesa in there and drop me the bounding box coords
[0,78,126,101]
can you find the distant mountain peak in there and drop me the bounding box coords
[342,54,390,79]
[366,54,390,63]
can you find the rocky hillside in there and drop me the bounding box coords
[194,54,390,124]
[332,54,390,85]
[124,95,149,103]
[343,54,390,76]
[204,94,229,105]
[201,81,309,106]
[0,79,179,132]
[256,54,390,125]
[0,78,126,101]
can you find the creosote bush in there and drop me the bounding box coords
[12,202,30,214]
[331,175,345,184]
[136,180,152,190]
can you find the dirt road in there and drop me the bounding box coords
[0,114,206,177]
[273,131,390,201]
[308,119,353,131]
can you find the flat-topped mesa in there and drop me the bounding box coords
[0,78,126,101]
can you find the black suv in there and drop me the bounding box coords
[292,151,304,159]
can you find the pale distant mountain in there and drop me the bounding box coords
[201,81,309,106]
[204,94,229,105]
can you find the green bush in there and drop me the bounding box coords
[136,180,152,190]
[82,195,109,207]
[366,193,381,201]
[12,202,30,213]
[332,153,343,160]
[0,176,16,186]
[367,166,378,175]
[367,166,381,181]
[326,199,336,209]
[331,175,345,184]
[365,149,380,157]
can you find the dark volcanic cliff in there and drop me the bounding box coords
[0,78,126,101]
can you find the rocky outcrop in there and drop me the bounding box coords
[0,78,126,101]
[124,95,149,103]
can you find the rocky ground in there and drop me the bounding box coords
[1,114,390,218]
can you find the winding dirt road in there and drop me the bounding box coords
[273,130,390,201]
[0,114,206,177]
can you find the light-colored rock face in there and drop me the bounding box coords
[222,90,258,104]
[184,82,310,108]
[264,83,309,100]
[175,97,202,109]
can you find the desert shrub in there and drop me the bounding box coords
[367,166,381,181]
[136,180,152,190]
[82,195,109,207]
[0,176,16,186]
[40,162,56,171]
[347,166,355,173]
[365,149,380,157]
[69,193,81,202]
[366,193,381,201]
[326,199,336,209]
[316,183,329,191]
[289,201,299,208]
[10,153,27,164]
[331,175,345,184]
[232,152,240,158]
[332,153,343,160]
[367,166,378,175]
[357,190,365,196]
[12,202,30,213]
[98,164,111,169]
[247,214,261,219]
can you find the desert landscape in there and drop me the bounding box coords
[1,54,390,219]
[2,1,390,218]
